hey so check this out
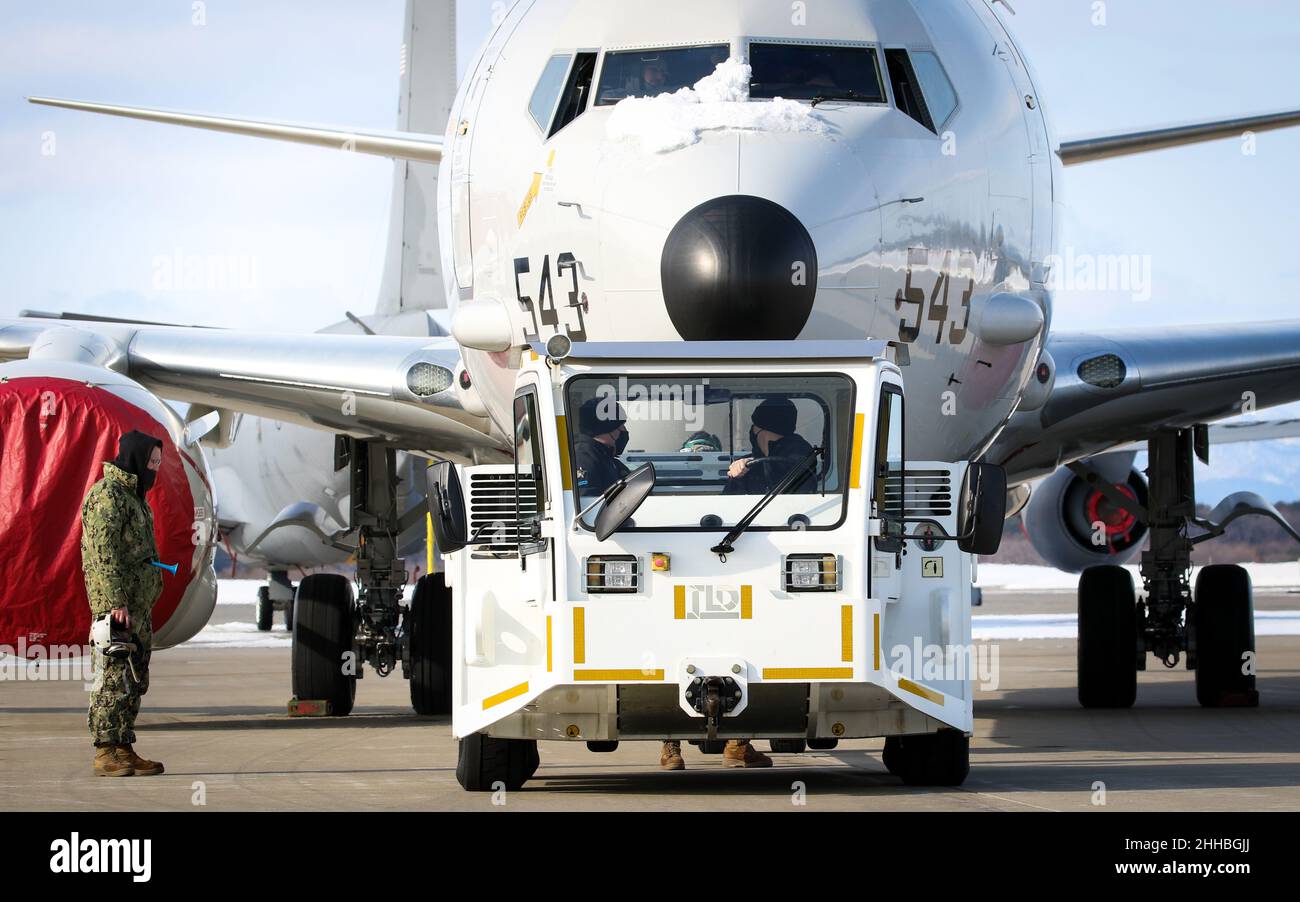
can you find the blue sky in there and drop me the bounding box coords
[2,0,1299,499]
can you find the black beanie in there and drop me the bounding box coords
[578,397,627,436]
[112,430,164,498]
[751,398,797,436]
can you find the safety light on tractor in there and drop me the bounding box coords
[782,554,840,592]
[585,555,640,593]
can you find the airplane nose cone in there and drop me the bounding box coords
[660,195,817,341]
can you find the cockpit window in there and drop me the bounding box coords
[885,49,936,132]
[595,44,731,105]
[909,51,958,129]
[551,52,598,135]
[749,43,885,103]
[529,54,573,133]
[531,52,599,138]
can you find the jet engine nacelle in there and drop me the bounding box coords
[1021,457,1149,574]
[0,358,218,653]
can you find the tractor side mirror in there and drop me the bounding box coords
[428,461,469,554]
[595,463,656,541]
[958,462,1007,556]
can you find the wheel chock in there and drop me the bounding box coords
[287,697,332,717]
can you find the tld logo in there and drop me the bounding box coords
[683,585,750,620]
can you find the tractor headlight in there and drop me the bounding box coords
[783,554,840,592]
[585,555,640,594]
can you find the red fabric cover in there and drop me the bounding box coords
[0,377,195,654]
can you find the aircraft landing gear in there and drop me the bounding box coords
[287,438,434,716]
[256,570,295,632]
[1075,427,1265,708]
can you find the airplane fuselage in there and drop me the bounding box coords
[438,0,1059,463]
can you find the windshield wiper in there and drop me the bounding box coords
[810,89,869,107]
[710,446,823,560]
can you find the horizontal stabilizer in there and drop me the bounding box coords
[1058,109,1300,165]
[27,96,443,164]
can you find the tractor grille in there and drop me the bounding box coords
[885,469,954,519]
[468,471,537,555]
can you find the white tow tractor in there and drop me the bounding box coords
[425,339,1006,791]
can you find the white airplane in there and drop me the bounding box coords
[4,0,1300,714]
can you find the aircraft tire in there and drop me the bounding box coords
[291,574,356,717]
[1077,564,1138,708]
[408,574,453,716]
[255,586,273,632]
[1194,565,1258,708]
[769,739,806,753]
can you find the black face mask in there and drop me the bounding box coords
[614,428,630,455]
[112,430,163,499]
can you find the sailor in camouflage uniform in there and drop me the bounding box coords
[81,430,167,777]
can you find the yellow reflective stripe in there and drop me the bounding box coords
[482,681,529,710]
[762,667,854,680]
[546,615,553,672]
[873,613,881,670]
[426,512,435,575]
[841,605,853,662]
[573,607,585,664]
[556,415,572,490]
[517,172,542,227]
[898,678,945,705]
[574,669,665,681]
[674,585,686,620]
[741,585,753,619]
[849,412,866,489]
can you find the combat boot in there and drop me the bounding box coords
[116,744,164,776]
[94,745,133,777]
[659,740,685,770]
[722,739,772,768]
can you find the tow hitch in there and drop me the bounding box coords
[686,675,742,740]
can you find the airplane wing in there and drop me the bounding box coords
[1058,109,1300,165]
[27,97,443,164]
[1205,417,1300,445]
[988,320,1300,483]
[0,316,503,456]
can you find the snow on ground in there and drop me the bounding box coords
[186,620,292,649]
[972,610,1300,641]
[976,561,1300,593]
[216,578,263,605]
[605,57,829,154]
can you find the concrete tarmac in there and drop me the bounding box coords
[2,592,1298,812]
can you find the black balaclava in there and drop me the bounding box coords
[750,398,798,457]
[112,430,164,499]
